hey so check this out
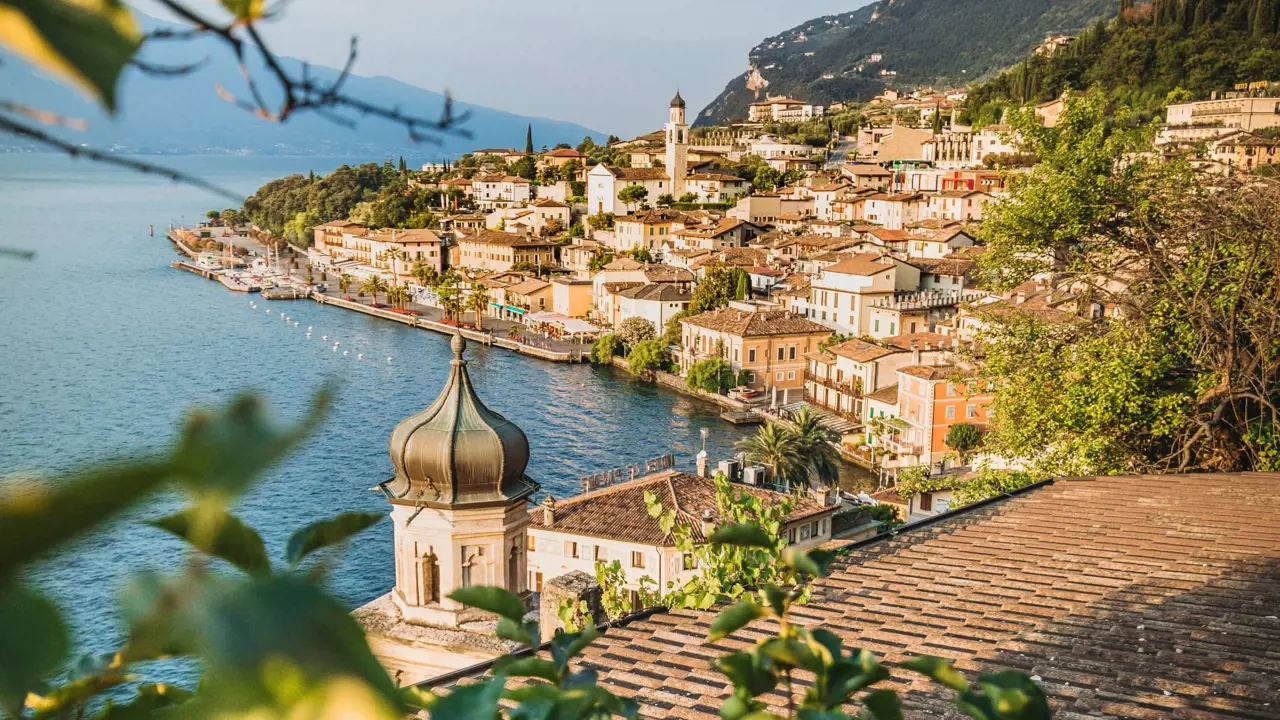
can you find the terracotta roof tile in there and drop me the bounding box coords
[682,308,830,338]
[530,471,832,545]
[431,473,1280,719]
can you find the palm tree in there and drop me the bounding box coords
[790,408,841,488]
[339,273,353,297]
[383,247,405,281]
[467,283,491,330]
[736,423,803,489]
[386,283,407,310]
[359,275,388,306]
[435,271,464,321]
[410,262,438,289]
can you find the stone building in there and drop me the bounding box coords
[356,334,539,683]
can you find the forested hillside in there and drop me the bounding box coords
[963,0,1280,125]
[696,0,1115,126]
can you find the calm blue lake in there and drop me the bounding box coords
[0,154,758,666]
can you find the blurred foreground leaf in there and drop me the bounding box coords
[0,461,169,581]
[172,388,332,499]
[0,584,68,711]
[286,511,384,565]
[449,586,526,623]
[186,574,402,713]
[88,683,192,719]
[0,0,140,112]
[147,505,271,577]
[0,389,330,581]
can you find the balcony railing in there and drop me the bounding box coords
[804,371,863,395]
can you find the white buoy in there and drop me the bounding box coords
[357,353,363,359]
[322,335,327,340]
[294,322,299,327]
[343,351,348,356]
[387,357,392,362]
[332,346,338,352]
[307,326,312,331]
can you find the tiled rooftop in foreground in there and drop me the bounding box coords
[428,473,1280,719]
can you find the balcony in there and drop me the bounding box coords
[805,371,863,396]
[880,436,921,457]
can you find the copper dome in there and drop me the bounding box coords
[385,334,535,506]
[670,90,686,109]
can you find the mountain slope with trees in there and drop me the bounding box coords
[696,0,1115,126]
[963,0,1280,125]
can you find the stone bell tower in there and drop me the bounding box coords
[665,90,689,197]
[380,333,539,628]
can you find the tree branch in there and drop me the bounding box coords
[0,115,240,202]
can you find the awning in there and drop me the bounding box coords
[505,305,526,315]
[489,301,504,308]
[524,311,601,334]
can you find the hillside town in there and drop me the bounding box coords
[174,77,1280,518]
[8,0,1280,715]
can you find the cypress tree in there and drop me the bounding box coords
[398,156,407,174]
[1255,0,1275,36]
[525,124,534,155]
[1194,0,1212,27]
[1177,0,1193,27]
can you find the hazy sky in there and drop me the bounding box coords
[144,0,864,137]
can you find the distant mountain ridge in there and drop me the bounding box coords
[1,13,604,157]
[695,0,1116,126]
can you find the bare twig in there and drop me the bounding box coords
[0,115,241,202]
[0,102,87,131]
[130,56,210,76]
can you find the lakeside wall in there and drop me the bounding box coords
[315,294,585,363]
[608,356,750,412]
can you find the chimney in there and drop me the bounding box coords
[541,495,557,526]
[700,508,716,537]
[815,485,837,507]
[1014,291,1026,305]
[696,450,709,478]
[911,339,921,366]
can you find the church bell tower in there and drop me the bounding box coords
[380,333,539,628]
[665,90,689,197]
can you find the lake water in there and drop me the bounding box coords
[0,154,864,669]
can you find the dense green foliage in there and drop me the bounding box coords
[689,266,744,315]
[626,339,670,377]
[687,357,736,394]
[965,0,1280,125]
[944,423,985,464]
[735,413,839,488]
[589,334,622,364]
[698,0,1114,125]
[242,161,442,243]
[975,90,1280,475]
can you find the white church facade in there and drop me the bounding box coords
[587,92,690,216]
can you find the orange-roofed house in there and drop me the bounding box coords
[680,301,831,397]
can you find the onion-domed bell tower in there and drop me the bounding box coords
[665,90,689,197]
[380,333,539,627]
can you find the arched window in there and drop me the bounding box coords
[421,549,440,604]
[509,543,521,593]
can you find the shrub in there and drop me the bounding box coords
[589,334,622,364]
[687,357,734,394]
[626,338,669,377]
